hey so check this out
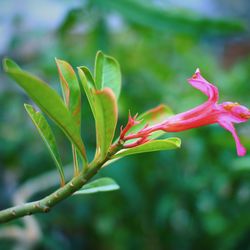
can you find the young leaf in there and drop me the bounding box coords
[78,66,96,116]
[94,51,121,99]
[55,59,81,126]
[112,138,181,158]
[24,104,65,185]
[56,59,82,174]
[78,67,118,160]
[74,177,120,194]
[3,58,87,163]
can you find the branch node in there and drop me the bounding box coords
[80,177,86,184]
[54,193,59,199]
[34,203,41,209]
[11,210,16,216]
[43,206,50,213]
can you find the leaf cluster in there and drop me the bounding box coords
[3,51,180,193]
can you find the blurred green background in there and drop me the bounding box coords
[1,0,250,249]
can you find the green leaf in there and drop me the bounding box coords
[78,67,118,160]
[3,58,87,163]
[94,51,122,99]
[74,177,120,194]
[24,104,65,185]
[94,88,118,159]
[78,66,96,116]
[55,59,81,126]
[112,138,181,158]
[56,59,82,174]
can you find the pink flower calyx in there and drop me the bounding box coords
[120,112,140,140]
[124,136,150,148]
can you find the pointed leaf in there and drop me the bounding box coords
[24,104,65,185]
[94,51,121,99]
[78,66,96,116]
[112,138,181,158]
[74,177,120,194]
[78,67,118,160]
[55,59,81,126]
[3,58,87,163]
[56,59,82,174]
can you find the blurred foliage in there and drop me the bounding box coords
[1,0,250,249]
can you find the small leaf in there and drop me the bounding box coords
[94,51,122,99]
[78,67,118,160]
[24,104,65,185]
[112,138,181,158]
[74,177,120,194]
[3,58,87,163]
[55,59,81,126]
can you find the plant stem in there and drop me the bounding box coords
[0,141,123,224]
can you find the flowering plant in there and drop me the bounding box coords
[120,69,250,156]
[0,51,249,224]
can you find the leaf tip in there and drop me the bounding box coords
[173,137,182,148]
[96,50,104,57]
[24,103,37,115]
[55,57,64,65]
[3,58,20,72]
[23,103,30,109]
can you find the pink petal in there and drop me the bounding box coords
[218,120,246,156]
[187,68,219,103]
[173,69,219,121]
[220,102,250,123]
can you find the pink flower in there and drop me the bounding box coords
[122,69,250,156]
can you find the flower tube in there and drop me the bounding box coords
[121,69,250,156]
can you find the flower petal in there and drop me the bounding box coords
[188,68,219,103]
[220,102,250,123]
[173,69,219,121]
[218,120,246,156]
